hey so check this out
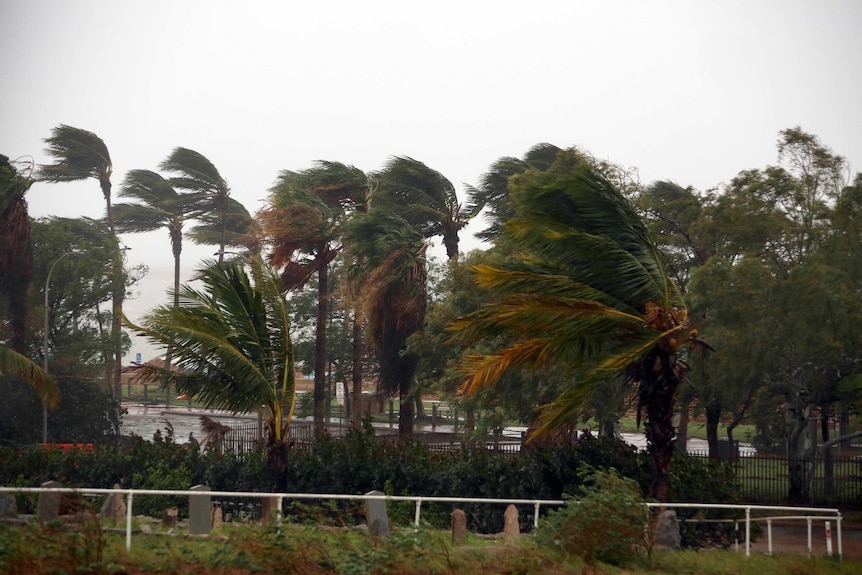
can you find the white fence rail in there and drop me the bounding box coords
[0,487,843,559]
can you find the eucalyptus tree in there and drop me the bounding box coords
[343,209,427,435]
[38,125,125,398]
[0,154,35,353]
[260,161,373,430]
[114,170,203,403]
[126,257,296,488]
[450,152,708,501]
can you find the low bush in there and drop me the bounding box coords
[535,467,649,566]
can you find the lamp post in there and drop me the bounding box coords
[43,250,80,444]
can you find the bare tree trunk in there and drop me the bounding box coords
[706,402,721,461]
[822,409,834,496]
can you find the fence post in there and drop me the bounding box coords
[745,506,751,556]
[838,515,843,561]
[807,517,812,556]
[767,518,772,555]
[125,492,134,551]
[533,502,541,529]
[414,498,422,527]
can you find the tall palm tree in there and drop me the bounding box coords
[0,154,35,353]
[159,148,235,262]
[260,161,373,430]
[114,170,203,404]
[38,125,125,398]
[450,155,708,501]
[343,210,427,435]
[126,257,296,489]
[375,156,470,260]
[465,143,562,241]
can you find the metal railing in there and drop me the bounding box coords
[0,486,843,559]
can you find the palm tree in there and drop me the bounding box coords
[260,161,373,430]
[0,154,35,353]
[114,170,203,405]
[450,155,708,501]
[343,210,427,435]
[375,156,471,260]
[125,257,296,489]
[189,196,261,256]
[38,125,125,399]
[465,143,562,241]
[159,148,236,262]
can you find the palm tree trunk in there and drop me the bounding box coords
[351,308,364,425]
[163,241,182,408]
[101,179,124,402]
[642,350,681,502]
[313,264,328,434]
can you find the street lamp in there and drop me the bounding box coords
[43,250,80,443]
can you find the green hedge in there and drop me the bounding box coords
[0,426,739,536]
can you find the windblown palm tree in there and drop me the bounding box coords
[38,125,125,398]
[343,210,427,435]
[260,161,373,430]
[375,156,470,260]
[126,257,296,489]
[159,148,239,262]
[0,155,35,353]
[465,143,562,241]
[114,170,203,404]
[450,156,708,500]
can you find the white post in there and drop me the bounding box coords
[767,518,772,555]
[277,496,283,526]
[807,517,812,556]
[125,492,134,551]
[825,520,833,557]
[414,498,422,527]
[745,507,751,557]
[838,515,843,561]
[533,502,540,529]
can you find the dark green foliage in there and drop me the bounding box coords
[668,454,744,548]
[0,375,119,445]
[535,468,648,566]
[0,427,739,546]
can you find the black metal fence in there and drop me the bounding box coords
[687,451,862,507]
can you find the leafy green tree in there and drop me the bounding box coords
[688,128,862,500]
[0,154,35,353]
[38,125,126,399]
[343,210,427,435]
[114,169,203,404]
[450,153,707,500]
[126,257,296,488]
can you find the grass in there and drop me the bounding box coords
[2,519,861,575]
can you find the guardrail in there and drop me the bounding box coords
[0,487,843,559]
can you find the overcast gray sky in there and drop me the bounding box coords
[3,0,861,362]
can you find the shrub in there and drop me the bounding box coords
[535,467,648,566]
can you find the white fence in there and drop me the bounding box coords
[0,487,843,559]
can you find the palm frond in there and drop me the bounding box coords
[0,345,60,408]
